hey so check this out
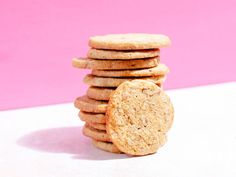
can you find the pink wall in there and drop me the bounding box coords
[0,0,235,110]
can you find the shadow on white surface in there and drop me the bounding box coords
[17,126,128,160]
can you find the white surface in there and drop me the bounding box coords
[0,82,236,177]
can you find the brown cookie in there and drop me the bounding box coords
[72,57,159,70]
[92,140,122,153]
[82,123,111,142]
[84,74,166,87]
[92,63,169,77]
[87,87,115,101]
[87,85,164,101]
[74,96,108,113]
[106,80,174,155]
[79,111,106,124]
[89,33,171,50]
[87,48,160,59]
[88,122,106,131]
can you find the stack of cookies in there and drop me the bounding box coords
[73,34,174,155]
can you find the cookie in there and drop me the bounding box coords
[88,122,106,131]
[87,48,160,60]
[92,139,122,153]
[72,57,159,70]
[106,80,174,155]
[83,123,111,142]
[87,87,115,101]
[74,96,108,113]
[84,74,166,87]
[89,33,171,50]
[92,63,169,77]
[87,85,164,101]
[79,111,106,124]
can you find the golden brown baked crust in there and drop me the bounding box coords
[92,63,169,77]
[74,96,108,113]
[72,57,159,70]
[87,48,159,59]
[92,139,122,153]
[83,123,111,142]
[87,87,115,101]
[84,74,166,87]
[106,80,174,155]
[89,33,171,50]
[79,111,106,124]
[88,122,106,131]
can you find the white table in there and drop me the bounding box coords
[1,82,236,177]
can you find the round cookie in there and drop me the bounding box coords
[87,85,164,101]
[83,124,111,142]
[92,63,169,77]
[74,96,108,113]
[72,57,159,70]
[92,140,122,153]
[87,87,115,101]
[88,122,106,131]
[79,111,106,124]
[106,80,174,155]
[84,74,166,87]
[87,48,160,60]
[89,33,171,50]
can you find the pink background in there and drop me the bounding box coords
[0,0,235,110]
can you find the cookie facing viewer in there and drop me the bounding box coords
[106,80,174,155]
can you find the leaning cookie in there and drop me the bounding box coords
[106,80,174,155]
[87,48,159,59]
[92,64,169,77]
[72,57,159,70]
[92,140,123,154]
[84,74,166,87]
[83,123,111,142]
[89,33,171,50]
[74,96,108,113]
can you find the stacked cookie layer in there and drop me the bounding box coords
[73,34,173,155]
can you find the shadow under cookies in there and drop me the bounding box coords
[17,126,127,160]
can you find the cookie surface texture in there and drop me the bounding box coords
[92,140,122,153]
[79,111,106,124]
[87,48,159,59]
[83,124,111,142]
[92,63,169,77]
[74,96,108,113]
[72,57,159,70]
[89,33,171,50]
[87,87,115,100]
[106,80,174,155]
[88,122,106,131]
[84,74,166,87]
